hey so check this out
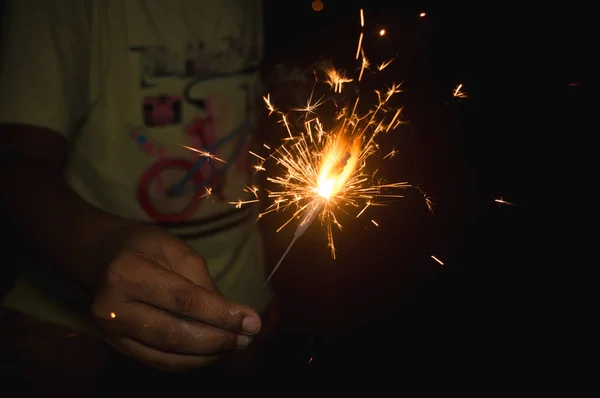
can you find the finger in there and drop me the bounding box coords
[110,301,253,355]
[114,336,220,372]
[115,255,261,335]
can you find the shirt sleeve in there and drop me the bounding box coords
[0,0,91,139]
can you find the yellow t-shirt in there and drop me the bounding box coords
[0,0,272,334]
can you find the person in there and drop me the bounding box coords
[0,0,275,391]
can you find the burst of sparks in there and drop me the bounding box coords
[453,83,468,99]
[241,8,433,259]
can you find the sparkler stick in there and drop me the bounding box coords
[261,199,325,289]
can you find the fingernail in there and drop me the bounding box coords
[237,334,252,347]
[242,316,260,335]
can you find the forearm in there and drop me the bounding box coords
[0,164,136,289]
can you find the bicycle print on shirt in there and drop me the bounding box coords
[128,35,260,225]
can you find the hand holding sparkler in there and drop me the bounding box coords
[89,225,262,371]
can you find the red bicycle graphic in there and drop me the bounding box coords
[137,119,251,223]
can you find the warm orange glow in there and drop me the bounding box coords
[110,312,116,319]
[312,0,324,11]
[420,12,426,17]
[316,136,360,199]
[379,29,386,36]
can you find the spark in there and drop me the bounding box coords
[110,312,116,319]
[420,12,426,17]
[379,29,386,36]
[416,187,435,215]
[377,56,397,71]
[356,9,364,59]
[453,83,468,99]
[321,65,353,93]
[178,144,227,163]
[230,199,260,209]
[199,187,212,199]
[359,49,369,82]
[495,197,515,206]
[371,220,379,227]
[431,255,444,265]
[263,93,276,115]
[356,32,363,60]
[292,90,326,115]
[249,150,267,174]
[308,357,313,364]
[383,148,398,159]
[249,151,265,161]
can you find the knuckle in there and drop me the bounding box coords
[170,286,198,315]
[105,257,127,287]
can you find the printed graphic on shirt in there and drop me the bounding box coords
[128,21,260,225]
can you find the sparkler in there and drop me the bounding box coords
[247,9,434,289]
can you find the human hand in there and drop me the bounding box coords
[89,225,261,372]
